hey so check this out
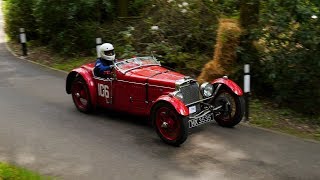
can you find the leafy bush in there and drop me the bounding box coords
[128,0,149,16]
[5,0,116,55]
[3,0,38,41]
[251,0,320,114]
[32,0,115,55]
[116,0,222,75]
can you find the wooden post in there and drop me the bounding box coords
[96,38,102,58]
[244,64,251,121]
[19,28,27,56]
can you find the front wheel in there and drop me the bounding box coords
[152,102,188,146]
[212,89,244,127]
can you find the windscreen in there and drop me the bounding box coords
[115,56,160,73]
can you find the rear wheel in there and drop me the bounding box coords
[71,77,92,113]
[152,102,188,146]
[212,89,244,127]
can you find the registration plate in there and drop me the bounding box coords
[188,113,214,128]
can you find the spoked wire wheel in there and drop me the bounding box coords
[213,89,244,127]
[71,77,92,113]
[152,102,188,146]
[156,107,181,141]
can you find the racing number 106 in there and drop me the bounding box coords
[98,84,109,98]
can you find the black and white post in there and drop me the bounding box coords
[244,64,251,121]
[96,38,102,58]
[19,28,27,56]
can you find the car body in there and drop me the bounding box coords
[66,56,244,146]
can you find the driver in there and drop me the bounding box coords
[94,43,116,78]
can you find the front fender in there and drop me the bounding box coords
[212,78,243,96]
[151,95,189,116]
[66,67,97,107]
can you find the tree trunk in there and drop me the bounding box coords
[240,0,260,29]
[239,0,260,64]
[118,0,129,17]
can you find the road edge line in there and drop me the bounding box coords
[5,41,68,74]
[240,121,320,144]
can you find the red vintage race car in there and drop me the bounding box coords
[66,56,244,146]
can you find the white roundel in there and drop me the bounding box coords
[99,43,115,61]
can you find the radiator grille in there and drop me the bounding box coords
[180,82,200,112]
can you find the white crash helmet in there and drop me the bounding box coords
[99,43,115,61]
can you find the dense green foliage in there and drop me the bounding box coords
[3,0,320,115]
[4,0,144,55]
[32,0,110,54]
[124,0,219,73]
[3,0,37,40]
[252,0,320,114]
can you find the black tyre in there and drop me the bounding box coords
[152,102,188,146]
[71,77,93,113]
[212,89,244,127]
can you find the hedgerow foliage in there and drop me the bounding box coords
[250,0,320,114]
[126,0,220,74]
[4,0,116,55]
[3,0,236,69]
[3,0,38,41]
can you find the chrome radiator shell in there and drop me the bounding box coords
[175,78,201,113]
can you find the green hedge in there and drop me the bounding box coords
[3,0,38,41]
[4,0,116,55]
[251,0,320,115]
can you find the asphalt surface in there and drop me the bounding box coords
[1,2,320,180]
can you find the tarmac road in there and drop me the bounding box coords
[0,1,320,180]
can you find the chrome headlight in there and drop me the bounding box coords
[200,82,214,98]
[171,91,184,101]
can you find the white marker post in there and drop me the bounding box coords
[19,28,27,56]
[96,38,102,58]
[244,64,250,121]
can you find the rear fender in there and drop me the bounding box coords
[151,95,189,116]
[211,78,243,96]
[66,67,97,107]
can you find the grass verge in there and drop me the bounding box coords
[0,162,51,180]
[7,41,320,142]
[7,41,95,72]
[249,98,320,141]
